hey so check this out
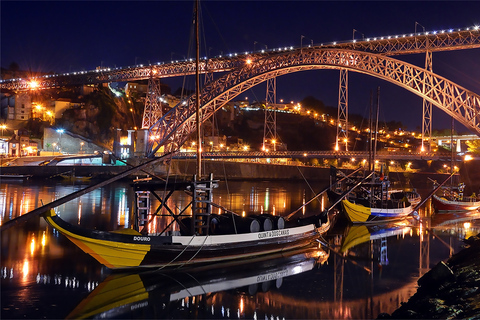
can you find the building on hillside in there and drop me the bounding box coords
[12,93,32,120]
[0,138,8,156]
[8,129,38,156]
[53,98,84,119]
[125,82,148,97]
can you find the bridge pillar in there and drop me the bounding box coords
[457,139,462,152]
[336,69,348,151]
[263,77,278,151]
[134,129,149,157]
[141,76,163,129]
[421,50,433,152]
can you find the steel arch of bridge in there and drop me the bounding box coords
[148,47,480,156]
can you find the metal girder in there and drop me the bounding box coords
[2,28,479,92]
[332,28,480,56]
[263,77,277,151]
[336,69,348,151]
[142,77,163,129]
[422,50,433,152]
[147,48,480,156]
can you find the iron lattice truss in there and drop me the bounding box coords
[142,77,163,129]
[332,28,480,55]
[147,48,480,155]
[2,29,479,92]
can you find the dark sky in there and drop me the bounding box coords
[1,1,480,131]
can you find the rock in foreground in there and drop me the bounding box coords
[380,234,480,319]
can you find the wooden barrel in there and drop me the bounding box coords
[259,214,285,230]
[249,214,273,231]
[210,214,260,234]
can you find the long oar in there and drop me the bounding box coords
[1,154,171,232]
[285,166,363,221]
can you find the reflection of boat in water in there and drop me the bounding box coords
[66,247,328,319]
[0,174,32,180]
[431,210,480,228]
[341,221,412,253]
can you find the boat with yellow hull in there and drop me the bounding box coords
[341,198,413,223]
[42,209,329,270]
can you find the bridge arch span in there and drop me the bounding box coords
[149,48,480,155]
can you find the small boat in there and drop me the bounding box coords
[389,189,422,207]
[0,174,32,180]
[432,194,480,212]
[432,182,480,212]
[328,168,414,224]
[66,247,328,319]
[340,198,413,223]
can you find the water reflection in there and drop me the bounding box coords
[1,180,480,319]
[66,247,328,319]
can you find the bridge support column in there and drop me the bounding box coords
[336,69,348,151]
[263,77,278,151]
[422,50,433,152]
[134,129,149,157]
[141,75,163,129]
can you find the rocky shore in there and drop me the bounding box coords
[379,233,480,319]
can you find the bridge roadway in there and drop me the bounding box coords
[171,150,467,161]
[1,26,479,91]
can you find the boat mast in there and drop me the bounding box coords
[194,0,202,178]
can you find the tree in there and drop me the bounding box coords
[466,140,480,154]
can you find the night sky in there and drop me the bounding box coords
[1,1,480,131]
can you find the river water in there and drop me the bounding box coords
[1,177,480,319]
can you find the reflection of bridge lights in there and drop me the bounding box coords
[30,237,35,255]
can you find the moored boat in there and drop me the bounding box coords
[328,167,414,224]
[431,181,480,212]
[340,198,413,223]
[42,177,331,270]
[432,194,480,212]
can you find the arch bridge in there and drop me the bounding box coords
[148,46,480,156]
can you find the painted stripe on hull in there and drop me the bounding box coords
[341,200,412,223]
[433,195,480,212]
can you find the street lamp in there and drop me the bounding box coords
[80,142,84,153]
[0,124,6,137]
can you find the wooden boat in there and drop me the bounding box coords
[328,168,414,224]
[42,177,331,270]
[340,198,413,223]
[389,189,421,207]
[431,181,480,212]
[432,194,480,212]
[0,174,32,180]
[65,247,327,319]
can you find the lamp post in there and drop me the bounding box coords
[0,124,6,137]
[80,142,84,154]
